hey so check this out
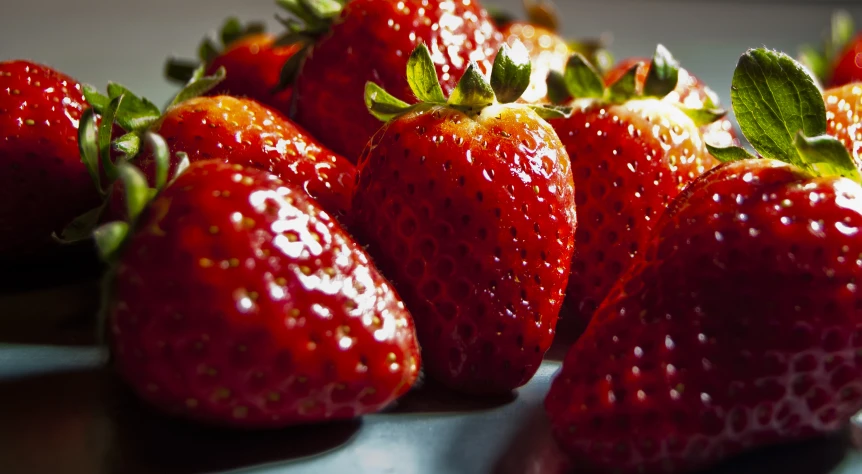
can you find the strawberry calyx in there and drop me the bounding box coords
[365,42,573,122]
[274,0,347,90]
[547,44,726,127]
[708,48,862,185]
[798,10,854,86]
[164,17,266,84]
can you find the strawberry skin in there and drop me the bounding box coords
[133,96,354,221]
[108,160,420,428]
[552,99,718,339]
[829,34,862,88]
[204,33,300,115]
[547,160,862,473]
[293,0,503,161]
[0,60,99,254]
[353,105,576,394]
[825,83,862,170]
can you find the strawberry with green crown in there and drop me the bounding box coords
[90,135,420,428]
[547,48,862,474]
[353,43,576,394]
[800,10,862,88]
[544,45,724,341]
[277,0,503,162]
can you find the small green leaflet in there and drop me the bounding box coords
[365,82,413,122]
[145,132,171,191]
[93,221,129,262]
[117,164,151,223]
[546,70,572,105]
[705,143,756,163]
[795,133,862,184]
[220,17,244,46]
[606,62,640,103]
[77,108,103,195]
[730,48,826,168]
[643,44,679,99]
[448,62,496,109]
[490,42,531,104]
[100,96,123,183]
[113,132,141,158]
[679,106,727,128]
[529,104,573,120]
[82,85,110,114]
[170,66,227,107]
[831,10,855,59]
[59,201,108,243]
[106,82,162,132]
[407,44,445,103]
[562,53,604,100]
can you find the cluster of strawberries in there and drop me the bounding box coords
[4,1,862,473]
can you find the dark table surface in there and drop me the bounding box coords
[1,344,862,474]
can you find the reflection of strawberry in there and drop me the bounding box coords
[547,46,722,339]
[354,44,575,394]
[102,159,420,428]
[548,48,862,474]
[165,18,300,115]
[281,0,503,161]
[0,60,100,255]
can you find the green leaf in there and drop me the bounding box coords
[606,62,641,103]
[365,82,413,122]
[164,58,199,84]
[220,17,244,47]
[171,152,192,185]
[795,132,862,184]
[678,106,727,127]
[114,132,141,158]
[275,45,309,90]
[529,104,573,120]
[300,0,343,21]
[831,10,855,59]
[448,62,496,108]
[78,108,103,195]
[705,143,756,163]
[198,38,220,64]
[170,66,226,107]
[563,53,604,100]
[486,5,516,27]
[93,221,129,262]
[82,85,109,114]
[643,44,680,99]
[490,42,532,104]
[546,70,573,105]
[117,163,151,223]
[524,0,560,32]
[145,132,171,191]
[59,201,108,243]
[407,44,445,103]
[731,48,826,167]
[100,96,123,184]
[798,46,829,86]
[107,83,162,132]
[276,0,319,26]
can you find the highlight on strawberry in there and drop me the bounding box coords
[353,42,576,395]
[544,44,725,341]
[546,47,862,474]
[90,132,421,428]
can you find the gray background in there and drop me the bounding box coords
[2,0,862,108]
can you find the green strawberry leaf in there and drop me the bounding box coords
[77,108,103,195]
[59,201,108,243]
[606,62,641,103]
[529,104,573,120]
[448,62,496,109]
[546,70,573,105]
[275,45,309,90]
[831,10,855,59]
[220,17,244,47]
[795,132,862,184]
[731,48,825,168]
[170,66,226,107]
[706,143,756,163]
[678,106,727,127]
[562,53,604,100]
[490,42,532,104]
[117,163,151,223]
[93,221,129,262]
[144,132,171,191]
[106,83,162,132]
[114,132,141,158]
[164,58,199,84]
[82,85,110,114]
[643,44,679,99]
[486,5,515,27]
[407,43,445,103]
[300,0,343,21]
[277,0,319,27]
[199,38,220,64]
[100,96,123,183]
[365,82,413,122]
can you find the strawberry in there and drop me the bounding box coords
[97,155,420,428]
[545,46,724,340]
[354,44,576,394]
[165,17,300,115]
[546,48,862,474]
[824,83,862,170]
[800,10,862,88]
[0,60,100,255]
[76,72,354,230]
[278,0,503,162]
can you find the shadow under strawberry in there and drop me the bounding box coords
[384,376,517,414]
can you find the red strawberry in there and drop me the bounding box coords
[165,18,300,114]
[82,75,354,224]
[824,83,862,170]
[547,48,862,474]
[545,46,723,340]
[100,158,420,428]
[0,60,100,254]
[280,0,503,161]
[354,44,576,394]
[799,10,862,88]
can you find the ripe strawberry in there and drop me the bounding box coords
[354,44,576,394]
[280,0,503,161]
[547,48,862,474]
[0,60,100,255]
[82,74,354,224]
[824,83,862,170]
[99,157,420,428]
[165,17,300,115]
[800,10,862,88]
[546,46,723,340]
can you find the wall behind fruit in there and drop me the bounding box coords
[1,0,861,109]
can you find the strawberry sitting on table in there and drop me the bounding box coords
[547,48,862,474]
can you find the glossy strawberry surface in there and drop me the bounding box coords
[824,83,862,170]
[0,60,99,254]
[501,21,569,104]
[134,96,354,220]
[829,35,862,88]
[547,159,862,473]
[353,104,575,394]
[108,160,420,428]
[293,0,503,162]
[552,99,718,340]
[204,33,300,116]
